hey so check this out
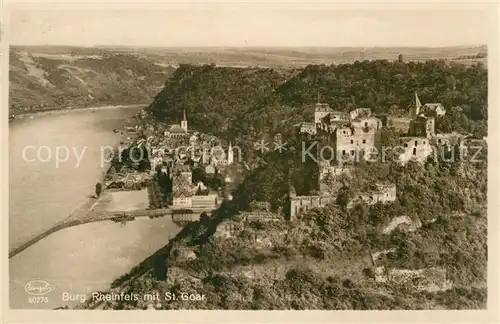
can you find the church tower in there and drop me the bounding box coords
[227,142,234,165]
[181,108,188,132]
[409,91,422,119]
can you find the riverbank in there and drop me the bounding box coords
[9,104,143,258]
[9,103,148,123]
[9,105,174,309]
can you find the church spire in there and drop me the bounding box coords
[181,108,188,132]
[415,91,422,109]
[227,142,234,165]
[409,91,422,119]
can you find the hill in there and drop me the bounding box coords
[8,46,175,115]
[80,56,490,310]
[96,45,487,67]
[93,155,487,310]
[9,44,486,116]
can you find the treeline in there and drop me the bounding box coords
[453,52,487,60]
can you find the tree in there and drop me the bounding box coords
[95,181,103,198]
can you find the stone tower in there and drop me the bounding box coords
[409,91,422,119]
[425,117,435,138]
[181,108,188,132]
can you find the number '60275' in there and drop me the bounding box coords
[28,296,48,304]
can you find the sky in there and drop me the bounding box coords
[8,2,492,47]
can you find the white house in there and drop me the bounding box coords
[422,103,446,117]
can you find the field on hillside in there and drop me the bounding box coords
[99,45,487,67]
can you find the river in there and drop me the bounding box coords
[9,106,181,309]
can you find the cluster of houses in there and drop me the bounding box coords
[143,109,236,210]
[145,109,235,177]
[168,164,221,210]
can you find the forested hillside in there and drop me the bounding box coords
[97,156,487,310]
[91,59,490,310]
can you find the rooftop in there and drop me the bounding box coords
[172,164,192,173]
[350,108,372,119]
[168,124,187,133]
[315,103,333,112]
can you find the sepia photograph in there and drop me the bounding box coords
[2,0,498,322]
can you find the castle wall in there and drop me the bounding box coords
[397,137,434,164]
[315,111,331,124]
[409,117,435,138]
[349,108,372,120]
[347,184,396,209]
[300,123,317,135]
[350,117,381,130]
[289,195,334,220]
[319,165,353,180]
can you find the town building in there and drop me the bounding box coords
[409,92,446,119]
[171,164,192,184]
[207,144,234,167]
[409,92,423,119]
[421,103,446,117]
[172,187,193,208]
[191,194,219,209]
[314,103,334,124]
[171,164,193,208]
[397,93,455,164]
[181,108,188,132]
[164,108,190,139]
[397,136,434,164]
[205,164,216,174]
[227,142,235,165]
[170,164,221,209]
[295,122,317,135]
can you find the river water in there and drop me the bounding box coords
[9,107,180,309]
